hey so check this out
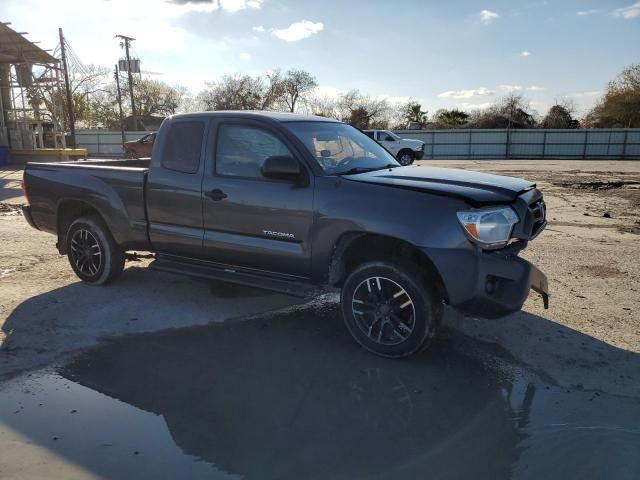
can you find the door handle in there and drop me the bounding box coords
[205,188,227,201]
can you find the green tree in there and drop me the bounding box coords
[541,104,577,129]
[433,109,470,128]
[469,94,537,129]
[404,102,428,125]
[584,64,640,128]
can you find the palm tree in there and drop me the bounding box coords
[404,103,428,125]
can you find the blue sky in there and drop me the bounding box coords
[4,0,640,115]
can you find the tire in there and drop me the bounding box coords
[341,261,441,358]
[397,150,415,166]
[66,216,125,285]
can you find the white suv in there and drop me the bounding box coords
[363,130,425,166]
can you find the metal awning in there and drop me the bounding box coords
[0,22,58,65]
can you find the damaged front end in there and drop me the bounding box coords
[426,187,550,319]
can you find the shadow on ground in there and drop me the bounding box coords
[1,302,639,479]
[0,266,300,379]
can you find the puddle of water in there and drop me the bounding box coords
[1,303,639,479]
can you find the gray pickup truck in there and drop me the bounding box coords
[22,111,548,358]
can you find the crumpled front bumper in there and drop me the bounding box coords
[422,246,549,319]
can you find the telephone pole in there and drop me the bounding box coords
[58,28,76,147]
[115,34,137,131]
[114,64,126,144]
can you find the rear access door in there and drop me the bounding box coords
[200,118,314,278]
[146,118,207,258]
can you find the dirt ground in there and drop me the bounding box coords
[1,160,639,398]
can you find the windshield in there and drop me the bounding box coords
[286,122,399,175]
[384,130,401,140]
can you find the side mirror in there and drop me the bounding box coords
[261,155,301,181]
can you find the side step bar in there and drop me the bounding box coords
[150,257,322,298]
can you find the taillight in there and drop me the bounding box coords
[22,176,30,205]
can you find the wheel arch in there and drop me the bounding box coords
[396,148,415,159]
[56,199,110,254]
[328,232,448,302]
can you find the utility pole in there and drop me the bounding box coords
[114,64,126,144]
[58,28,76,147]
[116,34,137,131]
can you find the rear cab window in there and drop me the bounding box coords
[160,121,205,174]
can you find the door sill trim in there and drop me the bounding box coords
[150,254,323,298]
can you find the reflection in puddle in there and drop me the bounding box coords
[1,303,639,479]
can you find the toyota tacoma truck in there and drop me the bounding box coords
[363,129,425,165]
[22,111,548,358]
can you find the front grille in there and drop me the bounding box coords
[528,199,546,237]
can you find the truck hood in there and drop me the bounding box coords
[344,166,535,204]
[401,139,424,149]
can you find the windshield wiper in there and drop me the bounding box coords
[335,164,399,176]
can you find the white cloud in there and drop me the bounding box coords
[438,87,495,99]
[219,0,262,12]
[577,9,598,16]
[498,84,523,92]
[458,102,494,110]
[239,52,252,60]
[572,90,604,97]
[527,85,546,91]
[252,25,266,33]
[520,51,531,57]
[480,9,499,24]
[167,0,262,13]
[614,1,640,18]
[313,85,346,98]
[271,20,324,41]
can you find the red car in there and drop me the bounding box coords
[123,132,156,158]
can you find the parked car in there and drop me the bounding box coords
[363,129,425,165]
[22,111,548,358]
[123,132,156,158]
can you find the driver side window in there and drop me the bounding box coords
[215,124,292,179]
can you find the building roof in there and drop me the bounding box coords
[0,22,58,65]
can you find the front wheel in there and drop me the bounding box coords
[397,150,415,166]
[340,261,441,358]
[66,216,125,285]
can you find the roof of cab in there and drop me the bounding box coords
[169,111,341,123]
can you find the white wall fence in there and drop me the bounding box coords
[76,128,640,159]
[75,130,150,156]
[395,129,640,159]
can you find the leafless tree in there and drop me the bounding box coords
[337,89,390,129]
[281,69,318,113]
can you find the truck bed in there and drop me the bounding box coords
[55,157,151,169]
[23,158,151,251]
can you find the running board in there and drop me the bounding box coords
[149,257,322,298]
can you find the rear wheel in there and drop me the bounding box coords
[397,150,415,166]
[66,216,125,285]
[340,261,441,358]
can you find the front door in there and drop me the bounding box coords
[201,120,314,277]
[377,131,399,156]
